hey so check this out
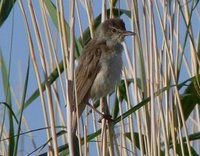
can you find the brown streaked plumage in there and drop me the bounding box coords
[73,18,135,133]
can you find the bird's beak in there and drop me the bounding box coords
[122,31,136,36]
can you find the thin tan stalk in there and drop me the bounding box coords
[100,100,107,155]
[107,122,114,156]
[149,2,157,155]
[1,130,9,156]
[123,68,137,155]
[109,0,114,18]
[130,1,147,155]
[58,0,69,68]
[92,108,100,155]
[75,0,84,41]
[117,88,128,156]
[66,0,76,155]
[152,1,169,155]
[102,0,107,21]
[84,0,94,38]
[11,87,38,150]
[140,1,151,154]
[177,108,186,156]
[182,0,200,75]
[73,75,83,156]
[169,109,177,156]
[39,2,67,146]
[18,1,53,155]
[84,126,88,156]
[123,42,135,77]
[28,1,58,155]
[41,1,67,104]
[54,2,68,106]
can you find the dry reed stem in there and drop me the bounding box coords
[40,1,67,145]
[117,87,128,156]
[28,1,59,155]
[67,0,76,155]
[123,68,137,155]
[18,1,54,155]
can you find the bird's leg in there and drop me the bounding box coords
[86,101,114,122]
[86,102,103,116]
[99,97,114,122]
[86,101,99,116]
[98,114,113,123]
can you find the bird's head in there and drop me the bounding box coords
[96,18,135,47]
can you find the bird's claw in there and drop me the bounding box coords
[98,114,114,123]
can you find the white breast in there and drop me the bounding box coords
[90,50,122,101]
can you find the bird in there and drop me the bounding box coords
[72,18,135,133]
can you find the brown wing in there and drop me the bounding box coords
[75,43,102,106]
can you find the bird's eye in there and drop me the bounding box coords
[111,28,116,33]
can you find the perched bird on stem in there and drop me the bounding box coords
[73,18,135,133]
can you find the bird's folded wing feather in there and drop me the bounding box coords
[75,44,102,105]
